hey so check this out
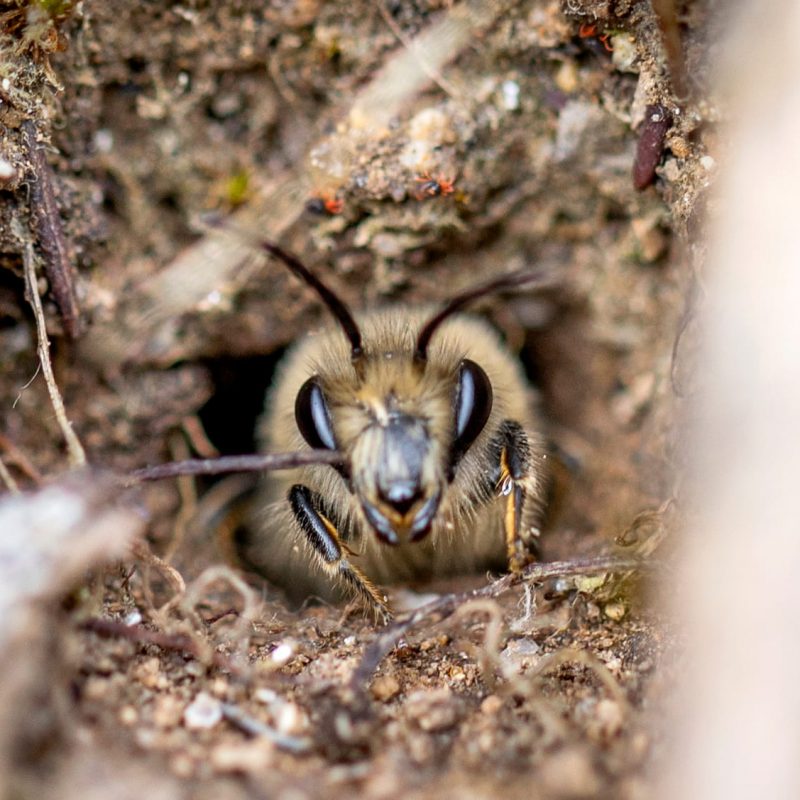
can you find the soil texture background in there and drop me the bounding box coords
[0,2,715,798]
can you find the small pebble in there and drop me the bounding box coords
[82,676,109,702]
[501,79,520,111]
[400,106,455,170]
[184,661,204,678]
[370,675,401,702]
[0,157,16,183]
[620,777,649,800]
[183,692,223,730]
[603,656,623,675]
[574,575,607,593]
[119,705,138,726]
[595,698,624,738]
[407,732,436,764]
[554,61,578,94]
[123,609,142,626]
[630,218,667,263]
[275,701,308,736]
[74,726,94,746]
[699,154,716,171]
[630,731,650,760]
[661,157,681,182]
[134,728,159,749]
[611,33,638,72]
[448,666,466,683]
[539,747,602,798]
[153,694,184,729]
[405,688,462,732]
[480,694,503,715]
[210,740,274,773]
[93,129,113,154]
[133,657,162,689]
[169,753,195,779]
[210,92,242,118]
[270,641,295,666]
[254,687,279,705]
[500,637,541,674]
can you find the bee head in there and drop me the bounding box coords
[294,347,493,544]
[259,237,545,545]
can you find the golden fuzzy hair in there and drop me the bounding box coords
[247,305,546,604]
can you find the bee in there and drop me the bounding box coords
[242,240,549,622]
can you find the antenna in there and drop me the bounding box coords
[259,240,364,363]
[414,268,553,364]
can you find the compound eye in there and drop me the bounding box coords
[452,359,493,460]
[295,376,337,450]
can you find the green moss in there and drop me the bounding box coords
[225,169,251,207]
[35,0,75,19]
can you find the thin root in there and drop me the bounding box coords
[0,458,20,493]
[14,214,86,468]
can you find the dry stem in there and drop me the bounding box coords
[0,433,44,483]
[126,450,344,484]
[15,216,86,468]
[0,459,19,493]
[21,120,82,338]
[80,617,238,673]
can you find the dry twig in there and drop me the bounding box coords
[450,599,505,690]
[531,647,630,710]
[220,703,313,754]
[15,216,86,468]
[651,0,689,100]
[131,539,187,608]
[176,565,261,660]
[162,430,198,562]
[125,450,344,484]
[374,0,460,100]
[80,617,238,673]
[0,459,20,494]
[21,120,82,339]
[0,433,44,483]
[181,415,220,459]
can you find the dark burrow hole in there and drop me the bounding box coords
[0,262,26,330]
[197,349,286,455]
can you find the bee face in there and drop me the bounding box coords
[245,238,548,619]
[294,350,493,545]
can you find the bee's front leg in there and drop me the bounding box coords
[288,485,392,622]
[493,421,546,573]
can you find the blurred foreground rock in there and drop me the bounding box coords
[0,474,144,794]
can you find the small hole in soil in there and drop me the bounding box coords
[0,266,25,330]
[519,331,545,388]
[197,350,285,455]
